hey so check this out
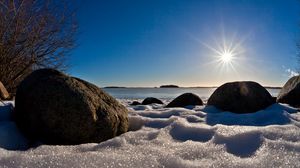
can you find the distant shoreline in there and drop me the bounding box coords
[103,86,127,88]
[264,86,282,89]
[103,86,282,89]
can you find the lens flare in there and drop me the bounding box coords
[196,33,245,74]
[221,51,233,63]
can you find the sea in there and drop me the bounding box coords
[103,87,281,102]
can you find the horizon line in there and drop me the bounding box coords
[102,85,283,89]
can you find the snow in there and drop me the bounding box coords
[0,100,300,167]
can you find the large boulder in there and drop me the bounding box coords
[166,93,203,107]
[207,81,275,113]
[0,81,9,100]
[14,69,128,145]
[142,97,163,105]
[277,75,300,107]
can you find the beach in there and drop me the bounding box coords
[0,88,299,167]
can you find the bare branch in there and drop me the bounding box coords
[0,0,78,93]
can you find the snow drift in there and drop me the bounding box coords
[0,100,300,167]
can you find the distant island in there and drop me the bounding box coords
[160,85,179,88]
[264,86,282,89]
[104,86,127,88]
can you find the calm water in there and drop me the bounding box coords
[103,88,281,101]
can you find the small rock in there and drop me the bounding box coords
[130,101,141,106]
[142,97,163,105]
[166,93,203,108]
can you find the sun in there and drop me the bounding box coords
[221,51,233,63]
[195,29,246,74]
[198,37,240,67]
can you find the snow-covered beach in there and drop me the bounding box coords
[1,0,300,167]
[0,95,300,168]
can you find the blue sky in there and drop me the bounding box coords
[70,0,300,87]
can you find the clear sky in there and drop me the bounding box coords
[70,0,300,87]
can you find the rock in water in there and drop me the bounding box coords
[277,75,300,107]
[14,69,128,145]
[166,93,203,107]
[0,81,9,100]
[142,97,163,105]
[207,81,274,113]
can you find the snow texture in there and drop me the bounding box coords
[0,100,300,168]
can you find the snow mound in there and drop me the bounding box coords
[0,101,300,167]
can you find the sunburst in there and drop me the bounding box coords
[197,32,245,74]
[220,51,233,63]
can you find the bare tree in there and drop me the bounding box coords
[0,0,77,93]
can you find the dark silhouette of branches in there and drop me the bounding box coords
[0,0,77,93]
